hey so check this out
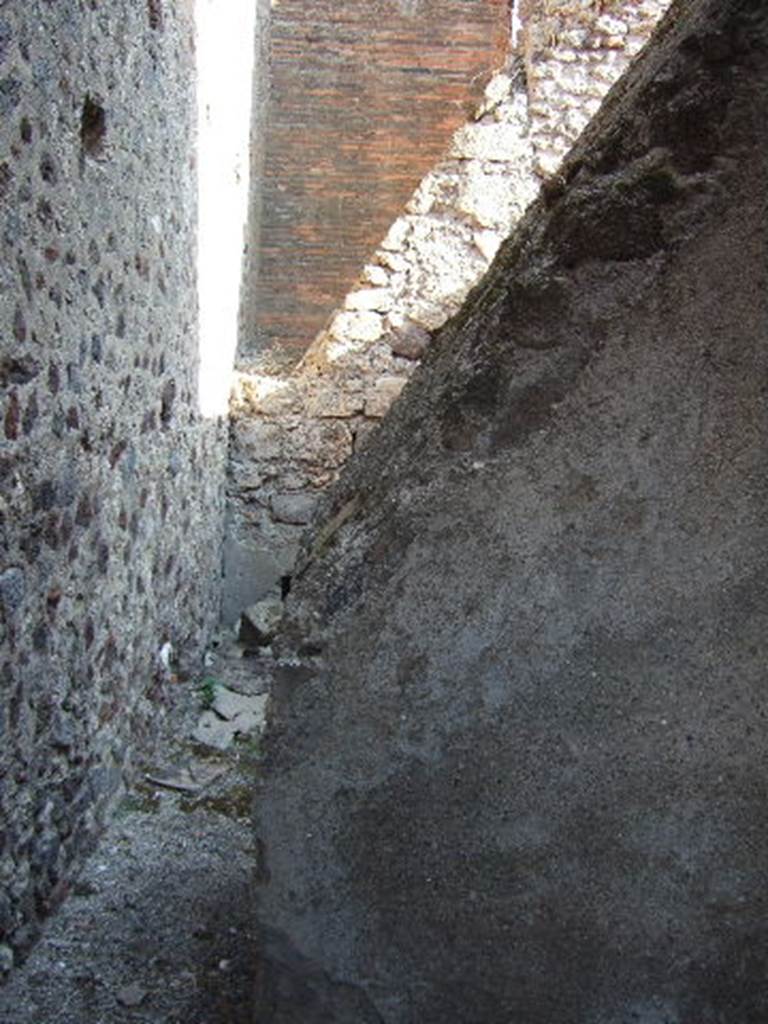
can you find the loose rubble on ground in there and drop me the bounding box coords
[0,598,284,1024]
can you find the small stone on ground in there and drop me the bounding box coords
[0,641,269,1024]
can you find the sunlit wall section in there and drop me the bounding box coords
[196,0,260,417]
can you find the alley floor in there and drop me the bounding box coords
[0,643,272,1024]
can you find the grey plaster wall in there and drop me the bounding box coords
[0,0,227,969]
[254,0,768,1020]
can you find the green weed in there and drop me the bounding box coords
[197,677,218,709]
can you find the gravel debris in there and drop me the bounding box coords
[0,648,266,1024]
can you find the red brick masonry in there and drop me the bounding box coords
[251,0,508,368]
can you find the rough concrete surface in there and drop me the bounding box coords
[254,1,768,1021]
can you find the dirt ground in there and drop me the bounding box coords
[0,647,269,1024]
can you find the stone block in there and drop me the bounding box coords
[344,288,394,313]
[297,420,354,467]
[239,596,283,648]
[212,687,269,727]
[450,120,531,162]
[473,229,504,263]
[456,166,535,231]
[232,419,284,460]
[389,322,431,361]
[304,387,363,419]
[361,264,390,287]
[363,376,408,418]
[329,311,384,346]
[0,567,25,615]
[270,492,317,526]
[380,218,411,252]
[221,538,284,627]
[234,375,304,416]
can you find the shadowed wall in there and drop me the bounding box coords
[254,0,768,1020]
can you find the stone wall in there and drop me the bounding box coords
[225,0,670,621]
[254,2,768,1019]
[521,0,674,175]
[0,0,227,970]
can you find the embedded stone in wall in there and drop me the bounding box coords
[521,0,675,175]
[363,376,408,418]
[270,492,317,526]
[0,0,228,970]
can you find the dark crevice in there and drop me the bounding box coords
[80,96,107,158]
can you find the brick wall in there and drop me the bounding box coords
[243,0,510,372]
